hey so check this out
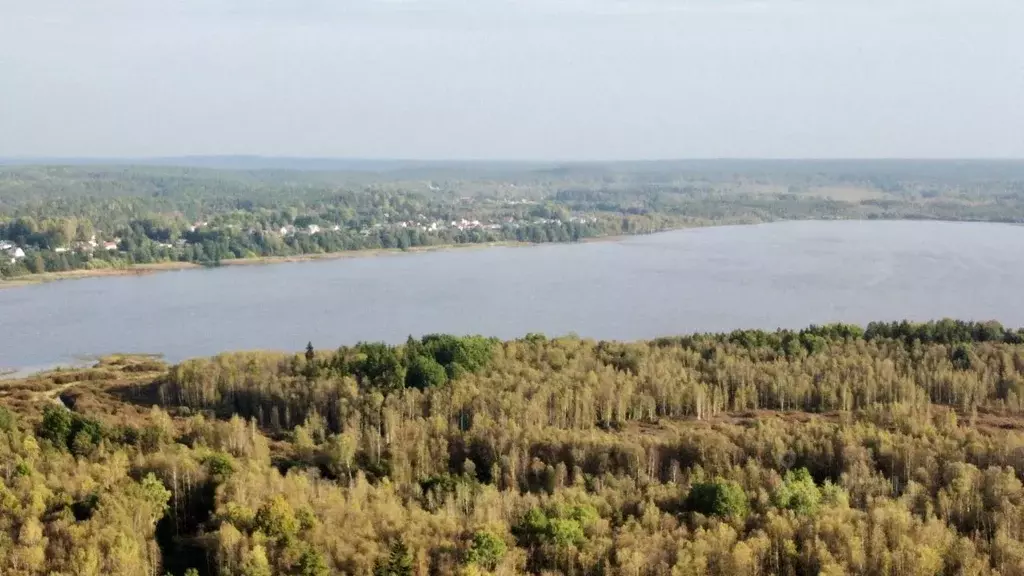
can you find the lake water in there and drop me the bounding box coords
[2,220,1023,372]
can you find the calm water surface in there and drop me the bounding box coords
[2,220,1023,371]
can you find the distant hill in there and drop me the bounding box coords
[0,156,584,174]
[3,156,1024,182]
[0,156,440,172]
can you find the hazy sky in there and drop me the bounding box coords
[1,0,1022,159]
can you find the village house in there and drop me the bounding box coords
[450,219,483,231]
[7,246,25,264]
[103,241,119,251]
[307,224,321,235]
[0,240,13,251]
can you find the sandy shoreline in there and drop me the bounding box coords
[0,261,204,290]
[0,240,543,290]
[219,240,531,267]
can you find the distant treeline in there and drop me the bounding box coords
[4,162,1024,278]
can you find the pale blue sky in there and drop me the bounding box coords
[1,0,1022,159]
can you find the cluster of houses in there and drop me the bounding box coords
[185,210,601,245]
[1,241,25,264]
[450,219,503,231]
[1,211,601,266]
[277,224,342,236]
[268,215,596,239]
[69,235,120,253]
[0,235,127,265]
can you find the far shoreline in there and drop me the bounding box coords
[0,239,549,290]
[3,217,1019,291]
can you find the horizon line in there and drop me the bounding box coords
[4,155,1024,164]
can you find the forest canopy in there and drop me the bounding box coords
[5,320,1024,574]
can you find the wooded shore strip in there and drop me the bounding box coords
[6,160,1024,283]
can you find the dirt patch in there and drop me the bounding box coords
[0,355,169,423]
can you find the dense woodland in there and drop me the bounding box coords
[4,160,1024,278]
[6,320,1024,574]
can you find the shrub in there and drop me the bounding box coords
[0,406,14,431]
[466,531,507,570]
[773,468,822,515]
[686,479,749,519]
[951,343,973,371]
[296,546,330,576]
[420,334,495,377]
[39,406,73,446]
[406,354,448,390]
[374,540,413,576]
